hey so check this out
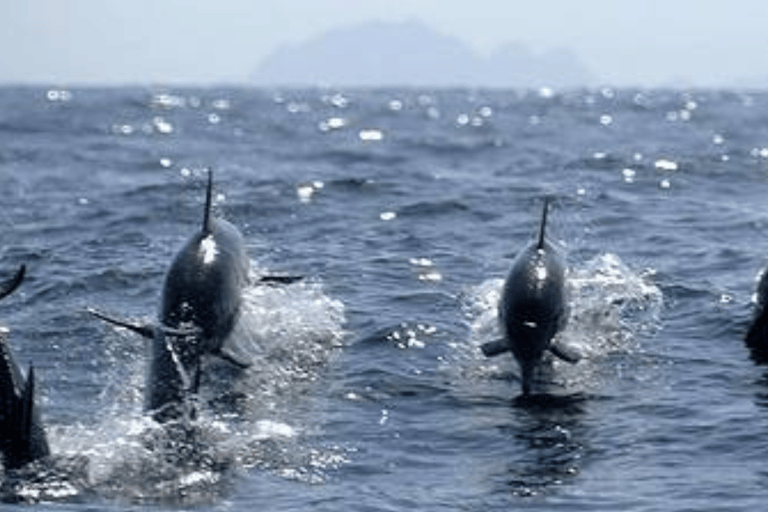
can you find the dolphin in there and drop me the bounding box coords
[0,265,50,469]
[746,268,768,363]
[91,170,301,421]
[480,198,579,395]
[0,265,24,302]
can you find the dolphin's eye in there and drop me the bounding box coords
[200,235,219,264]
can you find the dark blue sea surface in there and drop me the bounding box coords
[1,86,768,510]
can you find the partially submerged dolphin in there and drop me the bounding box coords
[480,199,579,395]
[91,170,300,421]
[0,265,50,469]
[0,265,24,302]
[746,268,768,363]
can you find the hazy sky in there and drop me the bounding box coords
[1,0,766,86]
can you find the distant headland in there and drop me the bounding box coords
[252,20,597,88]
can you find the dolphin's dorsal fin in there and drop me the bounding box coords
[20,364,35,442]
[202,168,214,235]
[537,197,550,250]
[0,264,25,301]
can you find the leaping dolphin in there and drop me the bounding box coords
[91,170,300,422]
[0,265,50,469]
[480,198,579,395]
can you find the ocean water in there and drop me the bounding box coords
[1,86,768,510]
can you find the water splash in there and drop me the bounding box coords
[460,253,663,391]
[32,268,347,505]
[566,253,663,357]
[219,266,346,372]
[465,253,661,356]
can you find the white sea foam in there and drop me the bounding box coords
[460,253,663,392]
[46,268,347,502]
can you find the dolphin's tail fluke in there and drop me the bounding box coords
[20,364,36,444]
[0,262,49,469]
[537,197,550,250]
[0,265,25,301]
[0,335,50,469]
[520,361,535,396]
[13,363,50,467]
[202,168,214,235]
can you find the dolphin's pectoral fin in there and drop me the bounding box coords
[258,275,304,286]
[89,309,201,339]
[549,340,581,364]
[87,308,156,339]
[481,338,511,357]
[216,347,252,369]
[0,264,25,301]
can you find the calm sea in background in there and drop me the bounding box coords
[2,86,768,510]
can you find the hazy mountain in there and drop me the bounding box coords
[483,42,594,87]
[253,20,597,88]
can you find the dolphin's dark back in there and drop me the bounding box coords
[496,200,569,393]
[0,266,49,469]
[160,170,249,345]
[499,238,568,361]
[160,218,249,344]
[746,269,768,362]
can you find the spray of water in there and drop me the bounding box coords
[461,253,663,391]
[38,267,347,504]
